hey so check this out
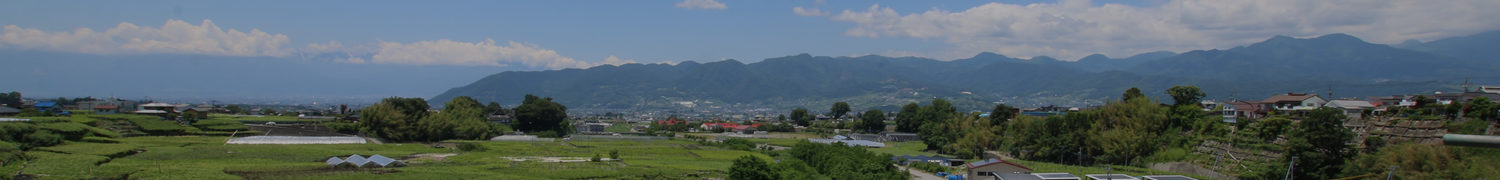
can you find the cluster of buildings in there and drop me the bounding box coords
[1219,85,1500,123]
[947,158,1198,180]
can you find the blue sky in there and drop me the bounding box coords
[3,0,1497,70]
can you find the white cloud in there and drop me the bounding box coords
[367,39,642,69]
[600,55,638,66]
[0,19,291,57]
[793,7,829,16]
[827,0,1500,60]
[369,39,591,68]
[676,0,727,10]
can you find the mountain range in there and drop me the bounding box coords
[433,32,1500,112]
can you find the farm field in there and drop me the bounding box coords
[8,136,767,179]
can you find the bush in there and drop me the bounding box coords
[0,123,39,142]
[456,142,487,152]
[22,130,63,149]
[591,153,602,162]
[324,122,361,134]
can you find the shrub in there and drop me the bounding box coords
[324,122,361,134]
[456,142,487,152]
[591,153,602,162]
[609,149,620,160]
[22,130,63,149]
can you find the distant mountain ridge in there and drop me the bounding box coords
[434,33,1500,111]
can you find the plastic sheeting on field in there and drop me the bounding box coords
[325,154,406,168]
[226,136,367,144]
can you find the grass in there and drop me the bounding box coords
[604,123,633,133]
[867,141,939,156]
[208,114,323,124]
[38,142,142,156]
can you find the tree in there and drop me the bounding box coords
[513,94,569,137]
[0,91,22,108]
[261,108,278,116]
[358,97,431,141]
[831,102,851,120]
[1123,87,1146,101]
[988,104,1018,126]
[777,114,786,122]
[857,109,886,133]
[1285,107,1355,179]
[225,105,245,115]
[484,102,502,115]
[729,155,776,180]
[894,103,922,133]
[917,99,959,150]
[609,149,620,160]
[1464,97,1498,121]
[1166,86,1205,106]
[789,108,812,126]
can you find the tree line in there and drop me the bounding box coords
[356,94,570,142]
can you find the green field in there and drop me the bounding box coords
[208,114,327,124]
[7,136,765,179]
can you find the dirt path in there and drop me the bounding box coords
[896,165,949,180]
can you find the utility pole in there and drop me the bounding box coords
[1284,157,1296,180]
[1386,165,1398,180]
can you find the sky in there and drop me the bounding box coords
[3,0,1499,71]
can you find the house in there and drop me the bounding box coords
[0,106,20,116]
[1199,100,1219,111]
[487,108,513,124]
[700,122,761,132]
[32,102,58,111]
[1222,100,1266,123]
[577,123,611,134]
[1324,100,1376,119]
[1261,93,1326,111]
[136,102,177,116]
[655,117,683,126]
[967,158,1033,178]
[78,98,138,114]
[92,105,120,114]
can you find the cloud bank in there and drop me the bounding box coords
[0,19,290,57]
[826,0,1500,60]
[793,7,829,16]
[676,0,727,10]
[2,19,635,69]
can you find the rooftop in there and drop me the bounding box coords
[1262,93,1319,103]
[966,158,1033,171]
